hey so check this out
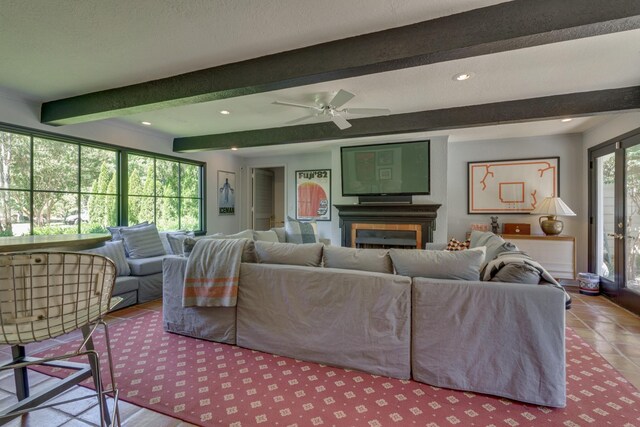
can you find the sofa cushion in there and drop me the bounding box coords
[285,216,318,244]
[253,230,279,242]
[113,275,139,295]
[323,246,393,274]
[127,255,165,276]
[255,241,323,267]
[270,227,286,243]
[469,230,517,266]
[390,248,485,281]
[107,221,149,255]
[121,223,166,259]
[82,240,130,277]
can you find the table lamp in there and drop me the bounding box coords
[530,196,575,236]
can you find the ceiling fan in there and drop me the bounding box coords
[272,89,391,130]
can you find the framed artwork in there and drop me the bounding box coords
[295,169,331,221]
[218,170,236,215]
[379,167,392,180]
[468,157,559,214]
[377,150,394,166]
[355,152,375,181]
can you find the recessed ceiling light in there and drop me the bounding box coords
[453,72,473,81]
[231,147,238,151]
[141,121,152,126]
[220,110,231,115]
[561,118,573,122]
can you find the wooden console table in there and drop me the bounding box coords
[502,234,576,280]
[0,234,111,253]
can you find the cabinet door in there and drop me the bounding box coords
[505,236,575,280]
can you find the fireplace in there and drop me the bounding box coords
[334,204,440,249]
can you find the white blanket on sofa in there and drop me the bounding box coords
[182,238,248,307]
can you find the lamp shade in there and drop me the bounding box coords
[530,197,576,216]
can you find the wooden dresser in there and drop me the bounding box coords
[501,234,576,280]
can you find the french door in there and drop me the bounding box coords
[590,131,640,314]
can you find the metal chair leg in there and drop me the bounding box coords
[10,346,28,401]
[82,325,111,426]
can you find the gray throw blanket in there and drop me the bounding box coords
[182,238,248,307]
[483,251,571,305]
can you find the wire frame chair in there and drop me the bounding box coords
[0,252,120,426]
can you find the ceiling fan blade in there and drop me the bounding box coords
[272,100,320,110]
[329,89,355,108]
[284,114,317,125]
[345,108,391,116]
[331,114,352,130]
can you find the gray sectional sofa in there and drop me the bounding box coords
[162,235,568,407]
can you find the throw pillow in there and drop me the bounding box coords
[107,221,149,256]
[166,232,196,256]
[285,216,318,244]
[322,246,393,274]
[120,223,166,259]
[389,248,485,281]
[445,238,470,251]
[254,241,323,267]
[83,240,130,277]
[253,230,279,243]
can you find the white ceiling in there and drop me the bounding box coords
[1,0,638,154]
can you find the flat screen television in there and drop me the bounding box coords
[340,140,430,197]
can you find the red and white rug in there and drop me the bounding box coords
[37,310,640,426]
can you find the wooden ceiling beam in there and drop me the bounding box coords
[173,86,640,152]
[41,0,640,126]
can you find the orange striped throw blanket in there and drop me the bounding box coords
[182,238,249,307]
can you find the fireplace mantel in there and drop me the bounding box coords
[334,203,440,248]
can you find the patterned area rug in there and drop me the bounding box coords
[35,310,640,426]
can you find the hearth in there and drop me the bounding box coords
[334,203,440,248]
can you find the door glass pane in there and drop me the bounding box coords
[81,146,117,193]
[82,194,116,233]
[625,145,640,293]
[180,164,200,198]
[596,153,616,281]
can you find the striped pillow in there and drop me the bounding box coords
[285,216,318,244]
[120,223,166,259]
[83,240,131,277]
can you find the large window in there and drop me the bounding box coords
[0,126,204,236]
[128,154,202,231]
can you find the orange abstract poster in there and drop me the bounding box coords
[295,169,331,221]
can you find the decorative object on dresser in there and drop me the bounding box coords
[503,223,531,235]
[530,196,576,235]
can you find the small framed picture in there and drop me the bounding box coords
[377,150,394,166]
[379,168,392,180]
[218,170,236,215]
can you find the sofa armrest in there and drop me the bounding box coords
[412,278,566,407]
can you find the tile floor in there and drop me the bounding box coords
[0,290,638,426]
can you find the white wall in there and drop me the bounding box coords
[240,152,333,239]
[0,90,241,234]
[447,134,585,270]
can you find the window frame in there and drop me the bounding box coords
[0,122,206,235]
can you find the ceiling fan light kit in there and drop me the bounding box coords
[273,89,391,130]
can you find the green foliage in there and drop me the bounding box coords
[0,130,202,236]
